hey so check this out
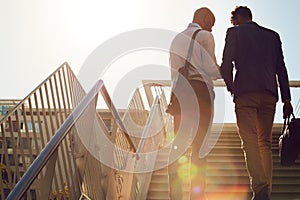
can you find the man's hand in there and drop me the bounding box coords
[283,100,293,119]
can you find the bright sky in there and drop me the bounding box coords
[1,0,300,122]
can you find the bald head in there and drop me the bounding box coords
[193,7,215,32]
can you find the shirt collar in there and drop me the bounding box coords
[188,23,201,29]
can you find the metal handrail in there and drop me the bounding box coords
[142,79,300,109]
[142,79,300,87]
[100,84,137,152]
[6,80,104,200]
[136,96,159,157]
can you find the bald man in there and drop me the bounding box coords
[168,7,220,200]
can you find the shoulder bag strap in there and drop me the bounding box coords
[183,29,202,70]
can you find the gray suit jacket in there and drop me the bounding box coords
[220,21,291,102]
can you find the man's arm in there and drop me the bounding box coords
[201,32,217,64]
[275,33,293,118]
[200,31,221,79]
[220,28,236,94]
[275,33,291,102]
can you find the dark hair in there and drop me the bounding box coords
[231,6,252,21]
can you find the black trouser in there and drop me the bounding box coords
[168,80,214,200]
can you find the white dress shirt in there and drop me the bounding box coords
[170,23,220,89]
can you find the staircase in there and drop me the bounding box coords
[206,123,300,200]
[146,147,170,200]
[146,123,300,200]
[206,124,250,200]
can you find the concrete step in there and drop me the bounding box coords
[146,191,169,200]
[146,124,300,200]
[270,193,300,200]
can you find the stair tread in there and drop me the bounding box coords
[146,125,300,200]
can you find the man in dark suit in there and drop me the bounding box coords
[220,6,293,200]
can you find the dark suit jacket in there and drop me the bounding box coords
[220,21,291,102]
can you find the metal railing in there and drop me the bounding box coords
[4,78,142,199]
[1,62,143,199]
[102,84,169,199]
[142,79,300,121]
[121,86,168,199]
[3,61,300,200]
[0,62,81,199]
[6,79,106,200]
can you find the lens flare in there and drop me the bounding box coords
[206,185,249,200]
[178,155,188,164]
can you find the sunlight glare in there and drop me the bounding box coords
[64,0,138,43]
